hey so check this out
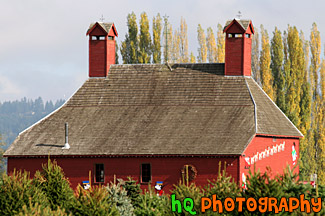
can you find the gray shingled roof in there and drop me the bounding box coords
[4,63,301,157]
[87,22,113,35]
[224,19,251,32]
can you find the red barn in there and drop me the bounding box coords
[4,19,302,192]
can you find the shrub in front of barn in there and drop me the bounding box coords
[0,170,50,215]
[16,201,70,216]
[106,181,135,216]
[134,186,170,216]
[33,159,75,212]
[169,182,204,216]
[71,185,119,216]
[204,162,241,200]
[122,176,142,208]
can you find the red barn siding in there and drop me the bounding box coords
[242,35,252,76]
[106,38,115,72]
[240,135,299,185]
[89,39,108,77]
[224,20,253,76]
[8,156,239,193]
[225,36,243,76]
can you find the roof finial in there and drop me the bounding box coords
[99,15,105,22]
[236,11,242,20]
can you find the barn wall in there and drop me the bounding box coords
[239,135,299,187]
[7,156,239,193]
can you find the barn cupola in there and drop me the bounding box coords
[86,22,118,77]
[223,19,254,76]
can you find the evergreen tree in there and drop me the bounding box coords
[260,25,274,100]
[0,171,50,215]
[122,177,141,208]
[271,27,285,111]
[152,13,162,64]
[138,12,152,64]
[252,26,260,85]
[206,27,217,63]
[179,17,189,63]
[33,159,74,211]
[0,134,4,175]
[45,101,54,113]
[216,23,225,63]
[121,12,138,64]
[197,24,207,63]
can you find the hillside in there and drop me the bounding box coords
[0,97,65,149]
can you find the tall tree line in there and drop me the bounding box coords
[120,12,226,64]
[253,24,325,184]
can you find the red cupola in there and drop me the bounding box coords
[223,19,254,76]
[86,22,118,77]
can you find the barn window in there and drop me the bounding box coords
[95,164,104,183]
[99,36,106,40]
[91,36,97,40]
[141,163,151,183]
[246,34,251,38]
[234,34,243,38]
[108,36,114,40]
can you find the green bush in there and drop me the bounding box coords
[169,182,204,216]
[0,170,50,216]
[122,176,142,208]
[204,162,241,200]
[71,185,119,216]
[33,159,74,211]
[15,199,70,216]
[106,180,135,216]
[134,186,169,216]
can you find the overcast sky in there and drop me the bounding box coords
[1,0,325,102]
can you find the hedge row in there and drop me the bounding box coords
[0,160,323,215]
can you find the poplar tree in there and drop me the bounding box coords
[115,43,119,64]
[271,27,285,111]
[190,52,196,63]
[299,31,312,180]
[216,24,225,63]
[252,27,260,85]
[163,17,172,63]
[152,13,162,63]
[283,30,290,116]
[179,17,189,63]
[260,25,274,100]
[206,27,217,63]
[286,25,304,126]
[197,24,207,63]
[310,22,321,100]
[138,12,152,64]
[318,61,325,183]
[172,29,181,63]
[309,23,325,183]
[121,12,138,64]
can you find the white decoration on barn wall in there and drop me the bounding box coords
[245,142,286,167]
